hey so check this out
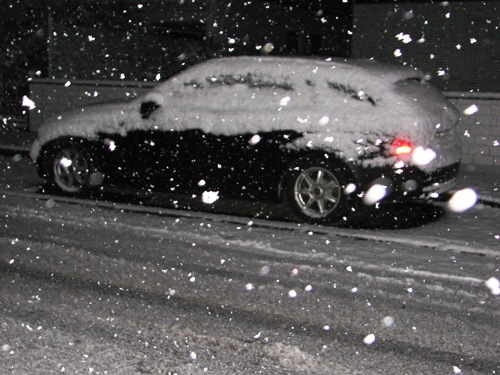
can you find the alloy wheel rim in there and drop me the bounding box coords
[53,149,89,192]
[293,167,341,218]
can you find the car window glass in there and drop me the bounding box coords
[326,80,376,105]
[206,73,294,91]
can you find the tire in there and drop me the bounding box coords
[41,140,102,195]
[284,157,355,224]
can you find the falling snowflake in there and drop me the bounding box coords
[381,316,395,327]
[363,184,387,205]
[248,134,261,145]
[345,183,357,194]
[202,191,219,204]
[22,96,36,110]
[262,43,274,54]
[363,333,376,345]
[463,105,478,115]
[280,96,291,106]
[412,146,436,166]
[318,116,330,125]
[485,277,500,295]
[395,32,412,44]
[448,188,477,213]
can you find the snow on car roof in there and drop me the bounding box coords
[31,56,458,170]
[183,55,425,85]
[144,55,424,107]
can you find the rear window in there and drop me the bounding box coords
[396,77,425,85]
[206,73,294,91]
[327,80,376,105]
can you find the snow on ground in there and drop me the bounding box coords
[1,190,498,374]
[0,153,499,373]
[341,201,500,257]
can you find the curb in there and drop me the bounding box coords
[0,145,31,158]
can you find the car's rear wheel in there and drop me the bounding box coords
[284,158,355,224]
[42,141,101,195]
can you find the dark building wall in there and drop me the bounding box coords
[0,2,48,117]
[211,1,352,57]
[48,22,205,82]
[352,1,499,93]
[47,0,352,82]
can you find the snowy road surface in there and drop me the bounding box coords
[0,155,499,374]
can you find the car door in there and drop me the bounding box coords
[192,70,301,198]
[210,131,300,199]
[123,128,217,196]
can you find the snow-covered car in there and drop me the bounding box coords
[30,56,461,224]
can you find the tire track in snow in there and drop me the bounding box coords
[0,198,492,306]
[1,239,499,375]
[2,190,498,258]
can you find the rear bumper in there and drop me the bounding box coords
[355,161,461,202]
[419,162,460,197]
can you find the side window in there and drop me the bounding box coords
[205,73,294,91]
[206,74,246,86]
[183,79,204,89]
[326,81,376,105]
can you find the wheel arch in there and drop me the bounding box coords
[37,136,107,195]
[38,136,101,177]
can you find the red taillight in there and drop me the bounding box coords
[392,138,413,155]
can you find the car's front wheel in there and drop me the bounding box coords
[284,158,355,224]
[41,141,102,195]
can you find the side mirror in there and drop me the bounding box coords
[140,101,160,119]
